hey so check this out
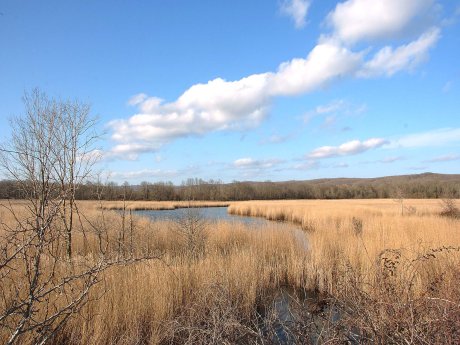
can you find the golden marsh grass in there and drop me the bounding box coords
[1,199,459,344]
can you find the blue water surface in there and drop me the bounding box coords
[133,206,269,226]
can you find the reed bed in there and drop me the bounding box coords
[1,201,309,344]
[101,200,231,211]
[2,199,459,344]
[228,199,460,342]
[228,200,460,290]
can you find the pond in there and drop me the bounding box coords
[133,206,308,251]
[134,206,271,226]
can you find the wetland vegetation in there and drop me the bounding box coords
[1,198,458,344]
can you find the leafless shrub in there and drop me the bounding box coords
[328,247,460,344]
[170,207,208,260]
[164,282,259,345]
[440,198,459,219]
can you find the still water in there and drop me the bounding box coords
[134,206,269,226]
[134,206,308,250]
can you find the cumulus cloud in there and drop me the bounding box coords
[327,0,436,44]
[111,73,271,141]
[110,41,362,154]
[109,0,442,157]
[281,0,311,29]
[358,27,440,77]
[270,42,362,96]
[308,138,387,159]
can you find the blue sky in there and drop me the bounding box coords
[1,0,459,184]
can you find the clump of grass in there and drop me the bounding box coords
[351,216,363,236]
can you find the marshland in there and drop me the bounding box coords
[1,197,459,344]
[2,1,460,344]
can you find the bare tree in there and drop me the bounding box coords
[0,89,155,344]
[393,186,405,216]
[54,97,99,259]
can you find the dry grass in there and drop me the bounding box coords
[101,200,231,211]
[229,199,460,343]
[1,199,459,344]
[65,224,307,344]
[228,199,460,291]
[1,200,308,344]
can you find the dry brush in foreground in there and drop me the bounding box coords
[229,199,460,343]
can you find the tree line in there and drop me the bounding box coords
[1,174,458,201]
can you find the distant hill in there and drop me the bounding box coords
[250,172,460,186]
[212,173,460,200]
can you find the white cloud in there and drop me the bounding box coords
[270,41,362,96]
[424,154,460,163]
[441,5,460,26]
[328,0,436,44]
[308,138,387,159]
[234,158,254,167]
[260,133,292,145]
[127,93,148,106]
[110,41,363,155]
[110,73,272,153]
[307,128,460,163]
[233,157,283,169]
[409,165,429,171]
[442,81,453,93]
[358,27,440,77]
[110,143,160,160]
[111,168,179,180]
[304,99,367,123]
[388,128,460,149]
[292,160,319,170]
[380,156,404,164]
[315,99,347,114]
[108,0,442,158]
[281,0,311,29]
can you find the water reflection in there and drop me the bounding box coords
[134,206,308,250]
[135,206,269,226]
